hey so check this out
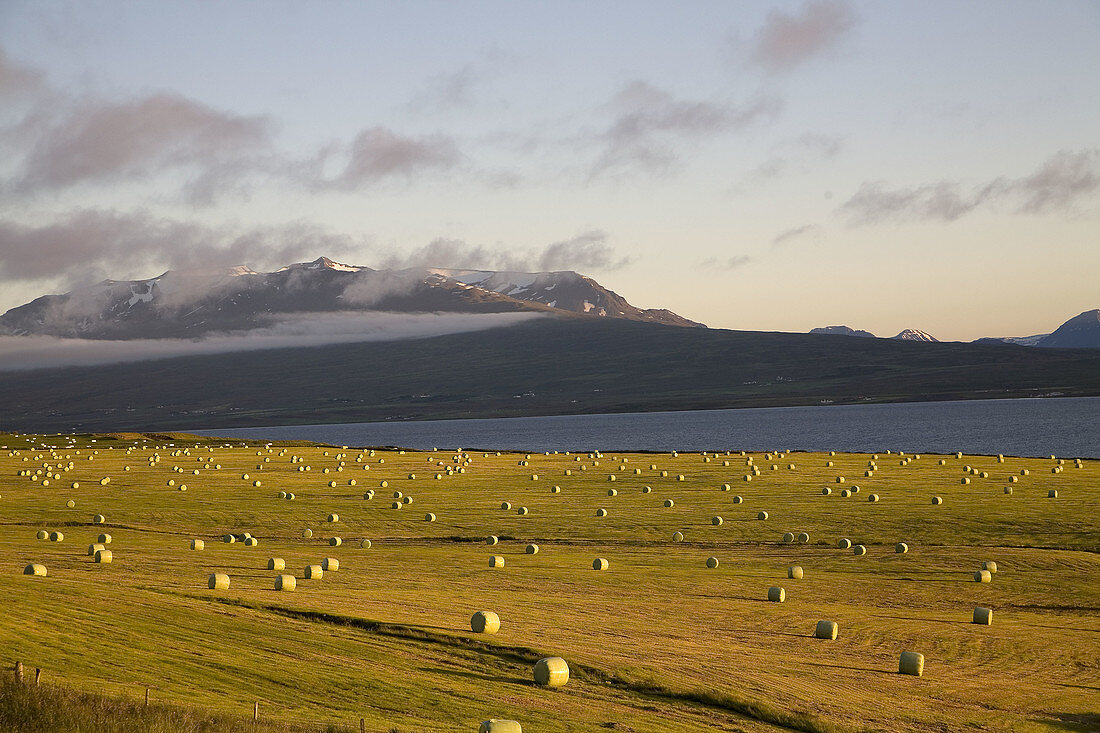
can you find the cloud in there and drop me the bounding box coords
[0,210,357,286]
[839,149,1100,224]
[0,311,542,371]
[408,66,478,111]
[701,254,753,270]
[0,47,45,97]
[742,133,842,184]
[329,126,462,188]
[589,81,781,179]
[771,223,823,247]
[377,230,629,273]
[748,0,858,74]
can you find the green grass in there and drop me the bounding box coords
[1,431,1098,732]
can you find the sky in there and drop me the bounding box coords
[0,0,1097,342]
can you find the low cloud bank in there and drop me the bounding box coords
[0,311,542,371]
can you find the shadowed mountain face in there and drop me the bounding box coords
[0,257,703,339]
[810,325,876,338]
[1038,309,1100,348]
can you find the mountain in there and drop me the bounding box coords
[0,257,702,339]
[972,334,1050,347]
[3,317,1100,434]
[893,329,938,342]
[810,325,876,338]
[1037,309,1100,348]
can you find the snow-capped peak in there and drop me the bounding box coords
[277,256,363,273]
[892,328,938,342]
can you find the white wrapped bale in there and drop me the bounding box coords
[821,487,832,495]
[87,543,105,556]
[275,574,295,591]
[767,586,785,602]
[973,607,993,625]
[982,561,997,573]
[672,531,684,542]
[733,495,744,504]
[516,506,528,515]
[712,516,724,526]
[592,557,609,571]
[329,537,342,546]
[853,544,867,556]
[782,532,795,543]
[489,556,505,568]
[190,539,204,550]
[208,573,230,590]
[1004,486,1013,494]
[1048,489,1058,498]
[788,565,803,579]
[24,563,47,576]
[267,558,285,571]
[838,538,852,549]
[223,534,236,544]
[898,651,924,676]
[595,508,607,517]
[706,556,719,568]
[895,543,909,554]
[94,549,112,563]
[322,558,339,571]
[931,496,943,505]
[49,531,64,542]
[533,657,569,687]
[424,513,436,522]
[758,511,769,520]
[663,499,674,507]
[814,620,838,640]
[479,720,521,733]
[525,544,539,555]
[974,570,992,583]
[35,530,48,540]
[244,537,258,546]
[93,514,106,524]
[471,610,500,634]
[302,529,313,538]
[486,536,499,545]
[868,494,879,502]
[360,539,372,548]
[305,564,324,580]
[327,513,339,522]
[797,532,809,543]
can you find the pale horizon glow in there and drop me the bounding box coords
[0,1,1097,343]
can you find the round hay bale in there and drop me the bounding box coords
[826,461,833,467]
[1008,476,1018,483]
[391,501,402,510]
[596,508,607,517]
[838,538,852,549]
[705,556,719,568]
[592,557,609,571]
[782,532,795,543]
[663,498,675,508]
[677,475,685,481]
[363,490,374,500]
[732,495,744,504]
[92,514,105,524]
[500,501,511,510]
[24,563,47,576]
[758,511,769,520]
[329,537,342,546]
[607,488,617,496]
[551,485,561,493]
[1048,489,1058,498]
[836,477,845,484]
[744,475,752,482]
[853,544,867,556]
[360,539,372,548]
[898,651,924,676]
[814,620,838,640]
[49,531,64,542]
[479,720,521,733]
[244,537,258,547]
[87,543,105,556]
[973,607,993,625]
[797,532,810,543]
[672,531,684,542]
[868,494,879,502]
[93,533,110,545]
[974,570,992,583]
[895,542,909,553]
[277,491,287,499]
[607,475,616,482]
[721,483,731,491]
[641,485,652,493]
[767,586,785,602]
[821,487,832,495]
[486,535,499,545]
[841,489,851,497]
[982,561,997,573]
[1003,486,1013,494]
[302,528,313,539]
[788,565,804,579]
[94,549,112,563]
[392,491,404,499]
[267,557,285,571]
[275,574,295,591]
[402,496,413,505]
[424,512,436,522]
[1020,469,1029,476]
[961,477,970,485]
[208,573,230,590]
[525,543,539,555]
[322,557,339,571]
[711,516,724,526]
[516,506,529,515]
[223,534,236,544]
[471,610,500,634]
[489,555,505,568]
[304,564,323,580]
[35,530,48,540]
[533,657,569,687]
[931,496,944,505]
[285,492,295,500]
[66,499,75,508]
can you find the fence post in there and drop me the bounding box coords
[145,687,150,706]
[360,718,366,733]
[14,661,22,683]
[34,668,41,686]
[253,701,258,721]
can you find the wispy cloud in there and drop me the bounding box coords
[328,126,462,188]
[742,133,842,186]
[0,311,542,371]
[378,230,630,273]
[839,149,1100,224]
[747,0,858,74]
[589,81,781,180]
[701,254,753,270]
[771,223,823,247]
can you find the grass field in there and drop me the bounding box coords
[2,431,1097,732]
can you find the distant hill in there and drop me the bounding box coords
[0,257,702,339]
[892,329,938,342]
[810,325,875,338]
[1037,309,1100,349]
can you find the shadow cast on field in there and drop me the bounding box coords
[421,666,529,688]
[801,660,892,676]
[1041,712,1100,731]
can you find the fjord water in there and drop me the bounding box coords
[199,396,1100,458]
